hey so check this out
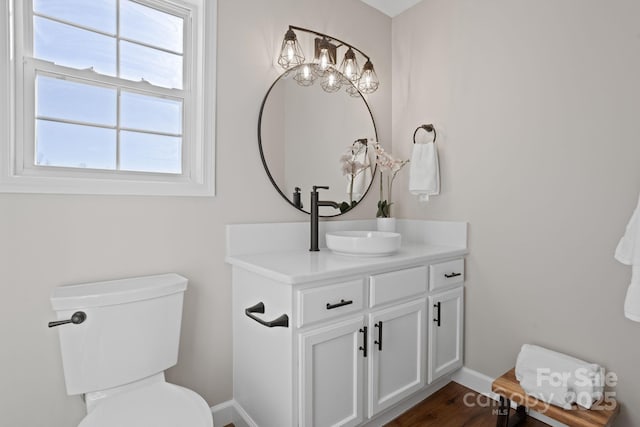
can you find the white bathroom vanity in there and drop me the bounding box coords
[225,220,468,427]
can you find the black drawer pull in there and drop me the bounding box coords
[374,321,383,351]
[245,302,289,328]
[359,326,368,358]
[433,302,441,327]
[444,272,461,278]
[326,299,353,310]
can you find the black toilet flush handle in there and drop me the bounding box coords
[48,311,87,328]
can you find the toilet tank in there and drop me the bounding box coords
[50,274,188,395]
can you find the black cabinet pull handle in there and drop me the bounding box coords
[359,326,368,358]
[444,272,461,278]
[433,302,441,327]
[245,302,289,328]
[326,299,353,310]
[48,311,86,328]
[374,321,383,351]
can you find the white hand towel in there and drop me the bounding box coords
[515,344,603,409]
[615,193,640,265]
[409,142,439,202]
[346,163,371,199]
[520,372,574,410]
[623,266,640,322]
[615,192,640,321]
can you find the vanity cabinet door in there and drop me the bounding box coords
[428,287,464,383]
[299,316,365,427]
[368,299,426,418]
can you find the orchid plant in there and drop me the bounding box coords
[374,142,409,218]
[339,140,371,212]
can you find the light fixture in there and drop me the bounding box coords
[293,63,316,86]
[358,60,379,94]
[277,29,305,69]
[339,48,360,84]
[321,68,343,93]
[314,38,336,76]
[277,26,380,95]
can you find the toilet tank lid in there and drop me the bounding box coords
[51,274,188,311]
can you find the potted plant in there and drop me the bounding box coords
[374,142,409,231]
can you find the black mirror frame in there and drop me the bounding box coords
[257,67,379,217]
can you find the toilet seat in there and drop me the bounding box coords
[79,382,213,427]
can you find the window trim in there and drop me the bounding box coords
[0,0,216,196]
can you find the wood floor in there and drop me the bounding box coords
[223,381,549,427]
[384,382,548,427]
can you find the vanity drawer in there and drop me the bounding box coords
[429,258,465,291]
[297,279,365,327]
[370,266,428,307]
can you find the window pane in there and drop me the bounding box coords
[121,92,182,134]
[33,0,116,34]
[121,0,183,53]
[36,121,116,169]
[120,131,182,174]
[34,16,116,76]
[120,41,182,89]
[37,75,117,126]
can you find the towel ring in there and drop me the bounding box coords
[413,124,437,144]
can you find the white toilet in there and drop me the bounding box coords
[50,273,214,427]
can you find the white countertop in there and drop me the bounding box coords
[225,219,468,284]
[225,244,467,284]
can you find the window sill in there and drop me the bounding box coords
[0,171,215,197]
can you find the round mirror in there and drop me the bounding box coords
[258,64,378,216]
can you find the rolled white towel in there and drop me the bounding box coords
[520,372,574,410]
[515,344,603,409]
[571,367,604,409]
[571,377,604,409]
[515,344,600,381]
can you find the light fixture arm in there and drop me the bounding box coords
[288,25,371,62]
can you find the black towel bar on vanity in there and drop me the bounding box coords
[245,302,289,328]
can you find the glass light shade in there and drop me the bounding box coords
[358,60,379,94]
[321,67,342,93]
[314,38,334,77]
[339,48,360,84]
[277,29,305,69]
[294,63,316,87]
[346,81,360,97]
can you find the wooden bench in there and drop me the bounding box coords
[491,368,619,427]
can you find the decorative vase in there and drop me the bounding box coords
[377,217,396,233]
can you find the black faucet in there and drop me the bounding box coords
[310,186,340,252]
[293,187,303,209]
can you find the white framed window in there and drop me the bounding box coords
[0,0,216,196]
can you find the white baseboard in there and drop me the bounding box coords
[452,367,502,400]
[452,367,567,427]
[210,400,234,426]
[210,399,258,427]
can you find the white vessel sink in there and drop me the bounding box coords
[325,231,401,256]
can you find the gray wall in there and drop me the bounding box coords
[392,1,640,425]
[0,1,391,425]
[5,0,638,426]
